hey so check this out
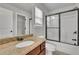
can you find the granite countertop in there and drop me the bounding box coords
[0,37,45,55]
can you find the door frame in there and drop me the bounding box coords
[17,14,26,35]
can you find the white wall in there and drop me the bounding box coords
[0,3,31,36]
[46,4,79,55]
[32,6,46,37]
[25,17,30,35]
[0,7,13,38]
[47,5,76,15]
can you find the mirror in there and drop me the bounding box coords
[0,5,43,39]
[17,14,26,35]
[0,6,30,39]
[17,14,30,36]
[0,7,13,38]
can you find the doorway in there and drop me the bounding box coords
[17,14,26,35]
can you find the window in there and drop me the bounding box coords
[35,7,43,26]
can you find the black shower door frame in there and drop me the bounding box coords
[45,8,79,46]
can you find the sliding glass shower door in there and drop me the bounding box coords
[46,10,78,45]
[61,11,78,45]
[47,15,59,41]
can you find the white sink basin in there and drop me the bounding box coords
[16,41,34,48]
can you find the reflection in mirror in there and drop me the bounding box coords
[0,7,13,38]
[17,14,30,36]
[17,15,26,35]
[0,6,31,39]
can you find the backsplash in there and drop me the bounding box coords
[0,34,33,45]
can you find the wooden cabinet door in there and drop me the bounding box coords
[39,49,46,55]
[40,42,45,50]
[27,45,40,55]
[27,42,45,55]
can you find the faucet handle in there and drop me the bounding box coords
[73,31,77,34]
[16,37,23,41]
[72,39,76,41]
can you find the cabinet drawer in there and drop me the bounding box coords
[27,45,40,55]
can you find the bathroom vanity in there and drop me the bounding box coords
[27,42,45,55]
[0,35,46,55]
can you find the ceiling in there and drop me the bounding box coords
[8,3,48,14]
[44,3,75,11]
[7,3,75,15]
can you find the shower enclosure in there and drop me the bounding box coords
[45,9,79,46]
